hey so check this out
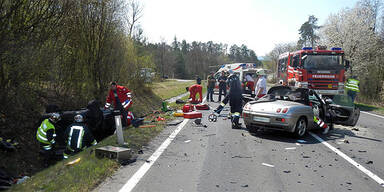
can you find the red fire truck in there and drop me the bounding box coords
[277,46,350,96]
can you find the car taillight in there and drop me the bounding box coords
[282,108,289,113]
[276,108,281,113]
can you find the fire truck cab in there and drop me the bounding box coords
[277,46,350,96]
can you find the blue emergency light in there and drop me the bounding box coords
[302,47,313,50]
[331,47,342,51]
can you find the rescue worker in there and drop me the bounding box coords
[105,81,133,127]
[207,71,216,102]
[309,90,331,134]
[255,70,267,99]
[196,75,202,85]
[36,113,61,166]
[63,114,97,159]
[345,76,360,103]
[218,70,228,102]
[214,74,243,129]
[244,73,255,95]
[186,81,203,104]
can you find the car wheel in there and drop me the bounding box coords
[294,117,307,137]
[246,124,258,133]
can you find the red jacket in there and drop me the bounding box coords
[105,85,132,110]
[189,84,202,103]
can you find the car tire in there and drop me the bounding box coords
[246,124,258,133]
[294,117,307,138]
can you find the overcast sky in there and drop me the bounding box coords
[139,0,358,56]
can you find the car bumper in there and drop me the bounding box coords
[243,111,297,132]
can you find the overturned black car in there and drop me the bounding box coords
[39,100,117,147]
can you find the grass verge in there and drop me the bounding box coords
[151,79,194,100]
[11,79,198,192]
[356,103,384,115]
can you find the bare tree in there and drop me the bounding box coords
[125,0,143,38]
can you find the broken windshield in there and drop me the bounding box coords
[302,54,343,70]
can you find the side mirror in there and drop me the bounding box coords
[345,60,350,70]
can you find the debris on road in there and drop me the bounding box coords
[242,133,246,137]
[302,156,311,158]
[297,140,307,143]
[352,128,359,131]
[241,184,249,187]
[231,155,252,158]
[358,150,367,152]
[344,139,350,144]
[216,185,220,188]
[285,147,296,150]
[184,140,191,143]
[166,119,183,126]
[262,163,275,167]
[366,160,373,164]
[204,134,216,137]
[138,149,144,154]
[295,143,301,146]
[283,170,291,173]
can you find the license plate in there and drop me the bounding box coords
[253,116,270,123]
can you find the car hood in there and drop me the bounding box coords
[247,100,305,114]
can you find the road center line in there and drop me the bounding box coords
[309,132,384,187]
[119,119,190,192]
[361,111,384,119]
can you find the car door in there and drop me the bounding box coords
[328,95,360,126]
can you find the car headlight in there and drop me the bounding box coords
[244,103,251,110]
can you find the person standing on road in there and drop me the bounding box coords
[196,75,202,85]
[255,70,267,99]
[186,81,203,104]
[63,114,97,159]
[207,72,216,102]
[214,74,243,129]
[345,76,360,103]
[105,81,133,127]
[218,71,228,102]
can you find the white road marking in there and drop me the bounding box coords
[361,111,384,119]
[262,163,275,167]
[309,132,384,187]
[119,98,207,192]
[119,119,190,192]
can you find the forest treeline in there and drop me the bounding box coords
[265,0,384,103]
[0,0,260,135]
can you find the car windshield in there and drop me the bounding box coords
[302,54,343,70]
[268,87,305,102]
[331,94,355,107]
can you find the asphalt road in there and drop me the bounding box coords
[95,95,384,192]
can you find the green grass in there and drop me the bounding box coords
[152,80,195,100]
[12,123,165,192]
[356,103,384,115]
[11,80,195,192]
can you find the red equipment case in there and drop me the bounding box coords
[195,104,210,110]
[182,104,195,113]
[183,111,202,119]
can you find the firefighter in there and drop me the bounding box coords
[310,92,331,134]
[255,70,267,99]
[218,70,228,102]
[186,81,203,104]
[345,76,360,103]
[207,71,216,102]
[214,74,243,129]
[36,113,61,166]
[105,81,133,127]
[63,114,97,159]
